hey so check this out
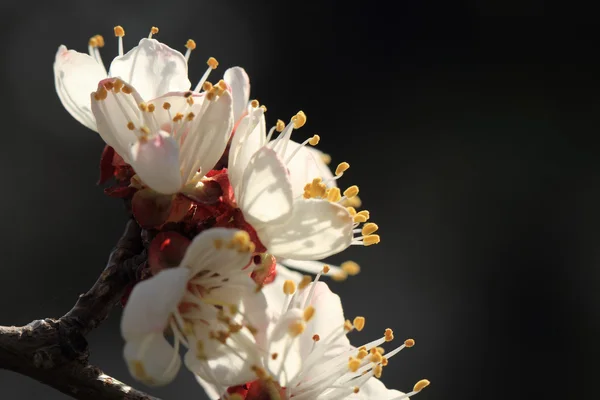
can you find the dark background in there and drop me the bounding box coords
[0,1,598,399]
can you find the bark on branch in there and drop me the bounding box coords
[0,219,160,400]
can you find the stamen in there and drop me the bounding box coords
[285,134,322,165]
[193,57,219,92]
[341,261,361,276]
[344,185,359,199]
[336,162,350,176]
[390,380,430,400]
[353,316,366,331]
[291,111,307,129]
[148,26,159,39]
[283,280,296,295]
[114,25,125,56]
[363,235,381,246]
[185,39,196,62]
[276,119,286,132]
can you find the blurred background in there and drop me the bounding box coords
[0,0,598,399]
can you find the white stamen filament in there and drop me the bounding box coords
[193,66,214,92]
[118,36,123,56]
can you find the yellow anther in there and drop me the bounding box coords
[353,387,360,394]
[173,113,184,122]
[322,265,330,274]
[374,364,383,378]
[344,185,359,198]
[358,346,367,352]
[231,230,250,247]
[304,177,328,199]
[187,96,194,105]
[353,316,365,331]
[342,195,362,208]
[414,379,430,392]
[335,162,350,175]
[94,35,105,47]
[162,102,171,110]
[344,320,353,331]
[357,210,370,221]
[186,112,195,121]
[260,105,268,112]
[140,126,150,135]
[185,39,196,50]
[353,214,367,223]
[346,207,357,216]
[217,80,227,90]
[327,187,342,202]
[321,153,332,165]
[276,119,285,132]
[363,235,381,246]
[127,122,135,130]
[88,37,98,47]
[361,223,378,236]
[376,347,385,355]
[283,280,296,295]
[384,328,394,342]
[331,271,348,281]
[114,25,125,37]
[308,135,320,146]
[202,81,213,92]
[151,26,159,35]
[250,99,259,108]
[312,334,320,342]
[341,261,361,276]
[138,102,148,112]
[288,321,305,337]
[303,306,315,322]
[113,79,124,93]
[298,275,312,290]
[357,349,369,359]
[122,85,133,94]
[104,81,114,90]
[291,110,307,129]
[370,351,382,363]
[147,104,156,112]
[93,87,108,101]
[405,338,415,348]
[381,356,389,366]
[271,352,279,360]
[348,357,361,372]
[207,57,219,69]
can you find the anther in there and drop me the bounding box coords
[327,187,342,202]
[357,349,369,359]
[186,112,195,121]
[261,105,268,112]
[162,102,171,110]
[344,320,353,331]
[186,39,196,50]
[250,99,259,108]
[341,261,361,276]
[207,57,219,69]
[384,328,394,342]
[374,364,383,378]
[88,37,98,47]
[322,265,330,274]
[173,113,184,122]
[353,316,365,331]
[271,353,279,360]
[312,334,320,342]
[114,26,125,37]
[363,235,380,246]
[151,26,159,35]
[283,280,296,295]
[346,207,357,216]
[357,210,370,220]
[202,82,213,92]
[288,321,305,336]
[414,379,430,392]
[348,357,361,372]
[405,338,415,347]
[353,214,368,223]
[147,104,156,112]
[122,85,133,94]
[139,102,148,112]
[344,185,359,198]
[276,119,285,132]
[336,162,350,175]
[361,223,379,236]
[353,387,360,394]
[127,122,135,130]
[292,111,307,129]
[303,306,315,322]
[308,134,320,145]
[332,271,348,281]
[140,126,150,135]
[298,275,312,290]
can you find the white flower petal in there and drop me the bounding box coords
[148,91,205,132]
[109,38,191,100]
[124,332,181,386]
[130,130,182,194]
[194,375,221,400]
[185,345,258,388]
[257,199,354,260]
[121,267,190,340]
[54,45,107,131]
[224,67,250,123]
[179,228,253,277]
[90,78,149,163]
[284,140,336,197]
[229,109,265,196]
[360,378,405,399]
[178,91,234,182]
[238,147,294,226]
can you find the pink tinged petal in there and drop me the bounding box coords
[131,130,182,194]
[90,78,148,164]
[124,332,181,386]
[284,140,336,197]
[229,110,265,196]
[257,199,354,260]
[120,267,190,341]
[109,38,191,100]
[54,45,107,131]
[224,67,250,123]
[178,91,234,183]
[179,228,254,277]
[238,147,294,226]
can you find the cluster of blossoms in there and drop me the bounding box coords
[54,26,429,399]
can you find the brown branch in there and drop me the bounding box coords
[0,219,160,400]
